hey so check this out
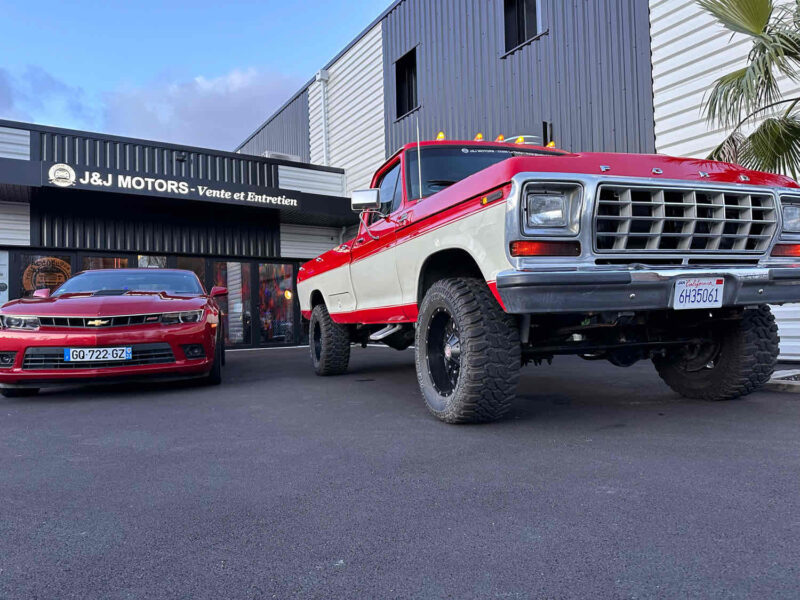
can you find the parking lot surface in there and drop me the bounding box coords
[1,347,798,599]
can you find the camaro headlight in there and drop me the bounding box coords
[783,204,800,232]
[523,183,582,234]
[1,315,40,330]
[161,310,203,325]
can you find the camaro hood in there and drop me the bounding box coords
[0,293,207,317]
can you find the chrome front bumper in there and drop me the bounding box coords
[495,267,800,314]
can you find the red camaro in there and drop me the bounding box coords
[0,269,227,397]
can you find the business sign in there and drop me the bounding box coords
[43,162,301,210]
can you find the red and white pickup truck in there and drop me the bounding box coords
[297,138,800,423]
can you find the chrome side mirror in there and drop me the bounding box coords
[351,189,381,212]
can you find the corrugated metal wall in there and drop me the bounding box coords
[236,91,311,162]
[309,23,386,194]
[31,190,279,259]
[382,0,655,156]
[0,126,30,160]
[279,223,342,259]
[0,201,30,245]
[277,165,346,197]
[35,129,279,187]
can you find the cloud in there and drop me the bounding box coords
[102,68,304,150]
[0,66,96,127]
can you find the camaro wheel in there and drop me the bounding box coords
[653,305,779,401]
[415,277,521,423]
[206,331,223,385]
[309,303,350,375]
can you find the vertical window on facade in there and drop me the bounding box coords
[504,0,539,52]
[396,49,418,118]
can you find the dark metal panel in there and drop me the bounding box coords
[30,189,280,259]
[381,0,655,156]
[237,91,311,162]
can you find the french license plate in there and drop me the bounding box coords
[63,347,132,362]
[673,278,724,310]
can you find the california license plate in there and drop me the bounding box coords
[63,347,132,362]
[673,278,724,310]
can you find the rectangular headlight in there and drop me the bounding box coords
[1,315,40,330]
[783,204,800,232]
[523,183,582,234]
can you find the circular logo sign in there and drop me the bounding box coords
[22,257,71,294]
[48,163,76,187]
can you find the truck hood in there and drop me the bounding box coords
[493,152,799,188]
[0,292,207,316]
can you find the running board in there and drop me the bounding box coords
[369,324,403,341]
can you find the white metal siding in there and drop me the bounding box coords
[277,165,346,197]
[308,23,386,195]
[0,201,30,245]
[280,224,342,259]
[650,0,800,158]
[0,126,30,160]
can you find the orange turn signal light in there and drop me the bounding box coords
[771,243,800,257]
[510,240,581,257]
[495,134,505,142]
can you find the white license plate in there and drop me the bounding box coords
[63,347,132,362]
[673,278,724,310]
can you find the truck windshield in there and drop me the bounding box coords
[53,271,204,296]
[404,145,553,200]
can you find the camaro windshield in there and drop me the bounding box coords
[52,271,204,296]
[405,145,558,200]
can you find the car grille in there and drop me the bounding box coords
[38,314,162,328]
[594,184,778,253]
[22,343,175,370]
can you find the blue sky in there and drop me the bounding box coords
[0,0,389,149]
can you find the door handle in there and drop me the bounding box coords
[398,212,410,223]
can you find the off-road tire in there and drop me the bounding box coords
[415,277,521,423]
[205,330,223,385]
[1,388,39,398]
[653,305,779,401]
[310,303,350,376]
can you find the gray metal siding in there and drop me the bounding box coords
[277,165,346,197]
[279,224,342,259]
[237,91,311,162]
[382,0,655,156]
[0,126,30,160]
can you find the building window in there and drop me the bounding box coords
[396,48,418,118]
[504,0,539,52]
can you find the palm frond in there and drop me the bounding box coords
[704,56,782,126]
[708,130,747,163]
[738,114,800,178]
[697,0,773,36]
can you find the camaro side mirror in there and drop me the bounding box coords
[210,286,228,298]
[33,288,51,299]
[351,188,381,212]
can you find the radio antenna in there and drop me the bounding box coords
[415,112,423,200]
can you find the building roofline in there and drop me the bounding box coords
[234,0,405,153]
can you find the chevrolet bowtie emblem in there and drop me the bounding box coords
[87,319,109,327]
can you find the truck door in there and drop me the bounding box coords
[349,160,405,320]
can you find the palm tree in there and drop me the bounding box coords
[701,0,800,178]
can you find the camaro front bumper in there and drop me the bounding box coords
[495,266,800,314]
[0,323,216,389]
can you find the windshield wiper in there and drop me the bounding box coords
[427,179,458,187]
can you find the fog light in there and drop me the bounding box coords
[181,344,206,359]
[0,352,17,368]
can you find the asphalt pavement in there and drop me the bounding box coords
[1,347,798,599]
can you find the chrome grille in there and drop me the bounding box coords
[594,184,778,253]
[22,343,175,370]
[38,314,162,328]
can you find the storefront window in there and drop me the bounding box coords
[176,257,206,290]
[214,262,251,345]
[258,263,295,344]
[20,255,72,297]
[82,257,129,270]
[0,251,8,304]
[138,255,167,268]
